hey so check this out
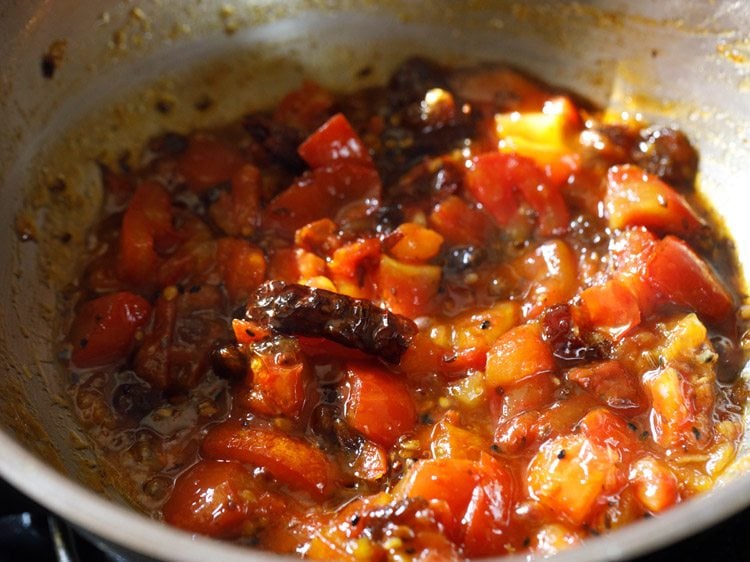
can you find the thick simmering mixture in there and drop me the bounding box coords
[63,58,748,559]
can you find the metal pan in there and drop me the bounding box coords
[0,1,748,560]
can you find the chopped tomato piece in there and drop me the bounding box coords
[350,440,388,481]
[494,97,583,167]
[163,460,286,538]
[465,153,518,226]
[531,523,582,556]
[264,163,381,238]
[134,286,228,390]
[232,318,271,345]
[577,408,639,459]
[117,181,174,286]
[605,164,705,235]
[267,247,300,283]
[427,300,522,372]
[629,456,680,513]
[343,362,416,448]
[298,113,373,168]
[514,239,578,317]
[485,324,556,389]
[527,432,621,525]
[242,350,309,419]
[429,413,486,461]
[493,411,540,454]
[644,235,734,324]
[534,392,602,442]
[273,80,334,132]
[178,134,245,193]
[643,366,708,450]
[396,455,514,555]
[461,454,517,557]
[294,218,339,255]
[448,66,549,112]
[209,163,262,237]
[491,371,559,421]
[377,255,441,318]
[202,423,338,499]
[579,278,641,339]
[465,152,569,236]
[307,494,462,562]
[328,237,381,298]
[398,331,446,375]
[429,195,493,246]
[567,361,644,413]
[216,238,267,303]
[608,226,658,277]
[387,223,444,263]
[69,292,151,368]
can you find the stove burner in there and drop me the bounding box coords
[0,478,110,562]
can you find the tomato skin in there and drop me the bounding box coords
[491,371,558,421]
[485,324,556,389]
[134,286,228,391]
[578,408,638,458]
[629,456,679,514]
[202,422,338,499]
[377,255,441,318]
[396,455,514,555]
[264,163,381,238]
[163,460,285,539]
[209,163,262,237]
[567,361,645,414]
[579,279,641,339]
[466,152,569,236]
[644,235,734,324]
[343,362,417,448]
[273,80,334,132]
[216,238,267,303]
[117,181,174,286]
[298,113,373,168]
[514,239,578,317]
[242,351,309,419]
[69,292,151,368]
[527,432,620,526]
[328,237,381,299]
[643,366,704,450]
[387,223,444,264]
[465,152,519,226]
[178,135,245,193]
[429,413,486,461]
[429,195,493,246]
[605,164,704,235]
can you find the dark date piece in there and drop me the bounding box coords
[245,281,418,364]
[632,127,698,190]
[541,304,606,365]
[210,342,248,380]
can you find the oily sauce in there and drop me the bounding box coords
[63,58,748,559]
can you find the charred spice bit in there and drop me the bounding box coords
[41,39,67,79]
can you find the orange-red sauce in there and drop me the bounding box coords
[63,58,747,559]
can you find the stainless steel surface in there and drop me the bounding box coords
[0,1,748,561]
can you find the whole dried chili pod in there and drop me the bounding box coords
[245,281,418,364]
